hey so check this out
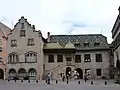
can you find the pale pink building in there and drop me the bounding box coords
[0,22,11,79]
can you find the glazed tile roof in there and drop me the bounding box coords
[49,34,109,48]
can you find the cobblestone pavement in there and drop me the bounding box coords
[0,80,119,90]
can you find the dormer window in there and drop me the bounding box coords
[84,42,89,47]
[21,23,24,29]
[94,43,100,47]
[74,44,80,48]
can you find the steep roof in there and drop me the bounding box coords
[0,22,11,37]
[49,34,109,48]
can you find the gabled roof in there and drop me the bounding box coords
[64,41,75,49]
[0,22,11,37]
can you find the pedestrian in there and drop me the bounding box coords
[66,74,69,81]
[84,75,87,82]
[62,73,65,82]
[47,73,51,84]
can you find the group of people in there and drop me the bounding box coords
[45,72,88,84]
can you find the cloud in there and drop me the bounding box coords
[0,0,120,44]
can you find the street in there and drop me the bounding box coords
[0,80,119,90]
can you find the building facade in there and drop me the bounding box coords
[6,17,111,80]
[44,34,111,80]
[111,7,120,80]
[0,22,11,79]
[6,17,45,80]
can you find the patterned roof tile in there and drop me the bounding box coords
[49,34,108,48]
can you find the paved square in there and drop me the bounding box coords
[0,80,120,90]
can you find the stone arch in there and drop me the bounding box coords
[18,68,26,78]
[28,68,37,76]
[28,68,37,80]
[66,67,72,76]
[75,68,83,79]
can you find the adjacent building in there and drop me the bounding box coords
[44,34,111,80]
[6,17,46,80]
[0,22,11,79]
[111,6,120,79]
[6,16,111,80]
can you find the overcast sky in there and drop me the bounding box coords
[0,0,120,43]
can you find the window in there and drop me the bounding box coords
[96,54,102,62]
[25,52,37,63]
[85,69,90,76]
[0,39,2,45]
[21,23,24,29]
[84,42,89,47]
[28,38,34,45]
[94,43,100,47]
[48,55,54,63]
[8,53,19,63]
[57,54,63,62]
[74,44,80,48]
[0,47,2,52]
[11,40,17,47]
[0,57,3,61]
[75,55,81,63]
[28,69,37,77]
[96,69,102,76]
[66,57,72,61]
[84,54,91,62]
[20,30,26,37]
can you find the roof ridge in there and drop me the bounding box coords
[50,34,103,36]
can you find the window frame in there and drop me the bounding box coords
[84,54,91,62]
[96,68,102,76]
[11,40,17,47]
[75,55,81,63]
[48,55,54,63]
[96,54,102,62]
[27,38,34,46]
[8,53,19,64]
[57,54,63,63]
[20,30,26,37]
[21,23,24,29]
[0,47,2,52]
[94,43,100,47]
[84,43,89,47]
[25,52,37,63]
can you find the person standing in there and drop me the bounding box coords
[47,73,51,84]
[62,73,65,82]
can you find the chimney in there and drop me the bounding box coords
[47,32,50,42]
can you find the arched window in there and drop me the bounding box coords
[25,51,37,63]
[28,68,37,77]
[8,52,19,63]
[9,69,17,76]
[18,68,26,77]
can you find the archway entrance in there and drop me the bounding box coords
[28,68,37,80]
[0,69,4,79]
[66,67,72,77]
[18,68,26,79]
[75,68,83,79]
